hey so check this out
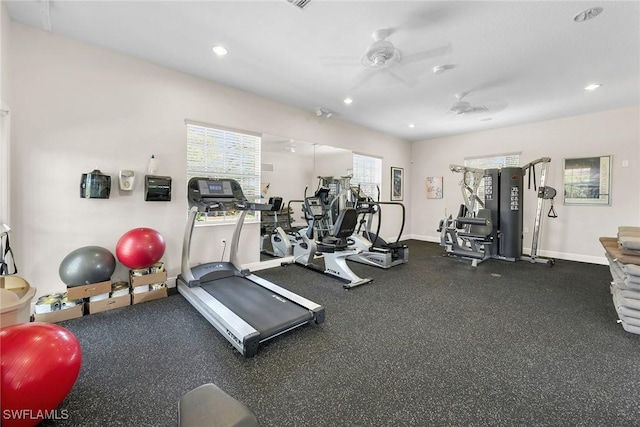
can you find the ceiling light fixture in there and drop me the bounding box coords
[212,45,228,56]
[344,98,353,105]
[573,7,603,23]
[585,83,602,91]
[408,123,415,128]
[315,107,334,118]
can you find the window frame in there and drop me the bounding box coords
[185,120,261,225]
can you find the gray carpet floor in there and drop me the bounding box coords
[49,240,639,427]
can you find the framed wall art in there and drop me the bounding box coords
[563,155,611,205]
[391,167,404,201]
[426,176,443,199]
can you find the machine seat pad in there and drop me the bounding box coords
[601,237,640,266]
[178,383,258,427]
[317,237,348,253]
[458,231,492,241]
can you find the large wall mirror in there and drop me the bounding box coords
[259,134,352,264]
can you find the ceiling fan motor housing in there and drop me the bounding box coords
[361,40,401,68]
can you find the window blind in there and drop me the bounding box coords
[352,153,382,200]
[186,123,261,201]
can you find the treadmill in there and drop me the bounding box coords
[177,177,325,357]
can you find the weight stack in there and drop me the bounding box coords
[483,169,500,257]
[499,167,523,260]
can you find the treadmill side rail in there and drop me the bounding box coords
[177,280,260,356]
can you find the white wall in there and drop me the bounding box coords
[0,1,8,104]
[314,149,353,179]
[8,23,412,298]
[0,1,11,226]
[411,107,640,264]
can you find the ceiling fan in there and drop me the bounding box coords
[352,28,452,89]
[448,92,489,115]
[360,29,402,69]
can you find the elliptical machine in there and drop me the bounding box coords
[290,195,373,289]
[347,186,409,269]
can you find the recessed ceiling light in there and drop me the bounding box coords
[585,83,602,91]
[573,7,603,23]
[212,45,228,56]
[343,98,353,105]
[408,123,415,128]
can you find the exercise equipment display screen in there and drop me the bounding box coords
[306,198,324,216]
[198,180,233,197]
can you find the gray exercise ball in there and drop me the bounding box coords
[59,246,116,287]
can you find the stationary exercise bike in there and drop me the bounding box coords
[260,196,295,258]
[290,195,373,289]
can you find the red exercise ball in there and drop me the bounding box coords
[0,322,82,427]
[116,227,166,269]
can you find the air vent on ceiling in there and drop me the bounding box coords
[287,0,312,9]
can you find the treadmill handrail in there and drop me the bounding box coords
[180,206,199,284]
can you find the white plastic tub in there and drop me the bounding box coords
[0,275,36,327]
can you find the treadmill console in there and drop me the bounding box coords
[197,180,234,197]
[187,177,273,212]
[187,177,245,211]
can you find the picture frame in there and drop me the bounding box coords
[563,155,611,205]
[426,176,443,199]
[391,167,404,201]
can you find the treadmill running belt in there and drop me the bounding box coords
[200,276,313,339]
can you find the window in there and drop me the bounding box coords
[352,153,382,200]
[186,121,261,222]
[461,153,521,212]
[464,153,520,170]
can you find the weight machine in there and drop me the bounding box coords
[520,157,557,265]
[438,158,557,267]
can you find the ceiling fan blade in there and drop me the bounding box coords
[385,69,407,84]
[465,105,489,114]
[402,43,453,65]
[385,69,418,87]
[351,68,378,90]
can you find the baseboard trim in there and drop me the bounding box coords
[407,234,608,265]
[244,256,294,272]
